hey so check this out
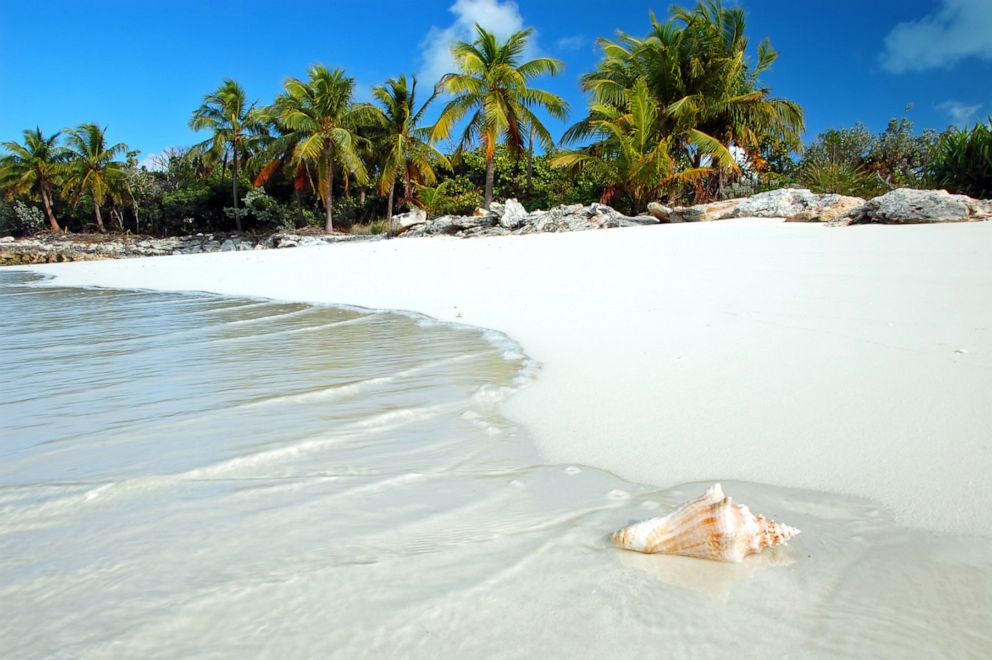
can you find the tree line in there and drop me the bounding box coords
[2,1,988,237]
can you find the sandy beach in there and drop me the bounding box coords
[27,219,992,535]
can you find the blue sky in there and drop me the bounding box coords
[2,0,990,164]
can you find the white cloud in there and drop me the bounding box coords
[417,0,537,86]
[554,35,586,52]
[881,0,992,73]
[937,100,983,126]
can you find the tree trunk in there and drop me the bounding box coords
[526,126,534,193]
[40,187,61,232]
[324,159,334,233]
[94,203,106,233]
[232,149,242,232]
[386,183,395,237]
[294,187,305,228]
[484,156,495,210]
[403,167,412,206]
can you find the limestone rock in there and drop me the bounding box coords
[647,202,672,221]
[734,189,864,222]
[852,188,992,224]
[669,198,742,223]
[500,198,528,229]
[392,207,427,233]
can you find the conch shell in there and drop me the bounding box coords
[611,484,799,562]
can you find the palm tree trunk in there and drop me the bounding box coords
[40,187,61,232]
[403,168,412,205]
[324,159,334,233]
[527,126,534,193]
[484,156,495,210]
[294,188,305,228]
[94,203,106,234]
[386,184,395,237]
[232,150,242,232]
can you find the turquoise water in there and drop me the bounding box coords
[1,270,989,658]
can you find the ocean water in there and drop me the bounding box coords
[1,270,989,658]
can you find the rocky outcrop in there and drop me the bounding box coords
[400,199,658,239]
[391,208,428,232]
[735,189,866,222]
[846,188,992,225]
[668,199,741,223]
[665,189,866,224]
[0,232,382,265]
[647,202,672,221]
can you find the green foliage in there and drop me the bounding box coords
[263,65,378,231]
[415,179,482,218]
[240,187,296,230]
[799,116,939,196]
[799,159,885,198]
[559,0,804,206]
[927,118,992,199]
[371,75,449,221]
[431,24,567,208]
[0,199,46,235]
[189,79,269,231]
[0,128,67,231]
[62,123,131,232]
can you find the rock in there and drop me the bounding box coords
[220,239,237,251]
[500,198,528,229]
[852,188,992,224]
[392,207,428,233]
[785,195,865,223]
[0,236,14,243]
[627,215,661,225]
[647,202,672,221]
[734,189,864,222]
[669,199,742,223]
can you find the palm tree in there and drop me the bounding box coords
[372,75,450,229]
[0,128,66,232]
[265,66,375,232]
[189,79,268,232]
[553,81,711,213]
[567,1,804,200]
[62,123,129,233]
[430,25,568,209]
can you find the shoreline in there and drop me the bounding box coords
[20,218,992,535]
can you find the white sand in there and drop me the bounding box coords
[27,219,992,535]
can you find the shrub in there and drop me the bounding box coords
[927,119,992,199]
[0,200,46,235]
[799,159,887,198]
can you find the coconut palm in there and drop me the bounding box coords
[430,25,568,209]
[372,75,450,229]
[553,80,710,213]
[265,66,375,232]
[62,123,130,233]
[0,128,67,232]
[189,79,269,232]
[566,1,804,200]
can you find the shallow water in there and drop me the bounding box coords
[1,270,989,658]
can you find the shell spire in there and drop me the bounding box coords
[611,483,800,563]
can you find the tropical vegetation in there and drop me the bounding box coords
[1,2,986,238]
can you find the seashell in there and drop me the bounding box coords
[611,483,799,562]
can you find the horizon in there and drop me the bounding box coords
[2,0,991,164]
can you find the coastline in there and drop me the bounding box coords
[21,218,992,535]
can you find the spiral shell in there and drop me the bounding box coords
[611,484,799,562]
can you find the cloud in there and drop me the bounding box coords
[937,100,983,126]
[554,35,586,52]
[418,0,535,86]
[880,0,992,73]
